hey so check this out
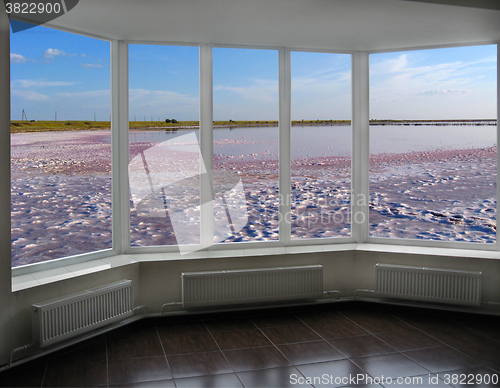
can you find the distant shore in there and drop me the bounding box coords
[10,118,497,133]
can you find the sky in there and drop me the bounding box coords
[10,24,497,121]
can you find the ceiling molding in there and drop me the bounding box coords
[46,0,500,51]
[400,0,500,11]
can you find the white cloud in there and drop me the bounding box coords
[12,79,78,88]
[369,50,497,119]
[415,89,471,96]
[80,63,103,68]
[56,89,110,99]
[43,48,65,58]
[129,89,199,119]
[11,89,49,101]
[214,79,278,104]
[10,53,28,63]
[42,48,77,59]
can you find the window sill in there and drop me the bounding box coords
[11,242,500,292]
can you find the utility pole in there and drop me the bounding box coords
[22,109,27,121]
[55,111,57,121]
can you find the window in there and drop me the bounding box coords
[10,39,499,272]
[291,51,352,239]
[10,25,111,267]
[128,45,200,247]
[369,45,497,243]
[213,48,279,243]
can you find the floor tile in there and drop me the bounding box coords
[204,318,257,332]
[107,323,159,341]
[156,322,209,337]
[375,329,443,351]
[278,340,346,365]
[251,313,303,328]
[3,301,500,388]
[49,339,107,363]
[294,309,344,325]
[109,379,175,387]
[261,324,322,344]
[352,353,430,379]
[391,312,455,329]
[0,362,47,388]
[224,346,291,372]
[160,333,219,355]
[175,373,244,387]
[341,311,413,333]
[403,346,481,373]
[419,324,486,348]
[328,334,397,358]
[107,337,164,360]
[237,366,313,387]
[306,317,370,339]
[43,359,107,387]
[421,325,500,368]
[212,328,272,349]
[108,357,172,385]
[296,359,365,388]
[167,351,232,379]
[456,316,500,343]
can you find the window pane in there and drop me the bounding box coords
[129,45,200,247]
[213,48,279,243]
[291,52,352,239]
[369,45,497,243]
[10,26,111,267]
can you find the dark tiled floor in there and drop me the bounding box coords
[1,301,500,387]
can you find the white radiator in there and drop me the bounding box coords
[375,264,481,306]
[181,265,323,308]
[32,280,133,347]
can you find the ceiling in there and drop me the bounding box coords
[47,0,500,52]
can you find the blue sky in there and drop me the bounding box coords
[10,24,111,121]
[370,45,497,120]
[10,24,497,121]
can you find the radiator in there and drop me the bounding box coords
[181,265,323,308]
[375,264,481,306]
[32,280,133,347]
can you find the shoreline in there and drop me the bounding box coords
[10,119,497,133]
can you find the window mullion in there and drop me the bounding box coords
[200,44,214,249]
[279,48,291,245]
[111,40,130,254]
[497,43,500,250]
[351,52,370,243]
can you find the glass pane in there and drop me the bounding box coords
[10,26,111,267]
[129,45,200,247]
[291,52,352,239]
[213,48,279,243]
[369,45,497,243]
